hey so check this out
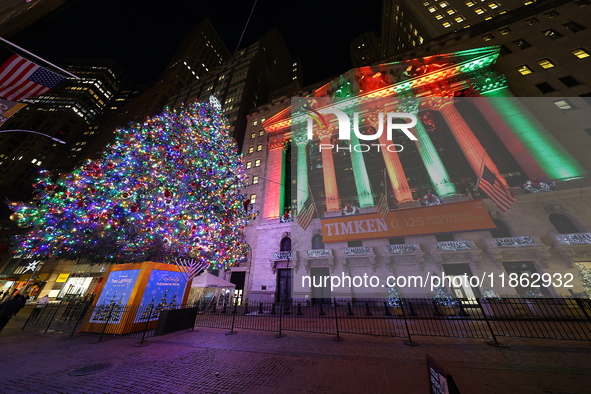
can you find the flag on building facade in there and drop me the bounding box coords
[297,196,316,231]
[377,193,390,220]
[477,165,517,212]
[0,98,26,126]
[0,54,65,101]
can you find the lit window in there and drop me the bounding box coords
[524,0,534,4]
[474,7,486,14]
[256,144,262,151]
[466,1,476,6]
[435,13,444,19]
[545,10,560,18]
[499,9,509,14]
[259,130,264,136]
[543,29,563,39]
[488,2,500,9]
[254,159,261,167]
[428,6,437,12]
[571,47,590,58]
[537,58,556,69]
[513,38,532,48]
[447,8,456,14]
[248,146,254,153]
[455,15,465,22]
[251,132,256,139]
[516,64,534,75]
[252,176,259,185]
[554,100,574,110]
[439,1,449,7]
[442,20,452,28]
[246,161,252,169]
[485,15,494,20]
[499,27,512,35]
[423,1,430,5]
[250,194,257,204]
[463,24,472,28]
[253,120,258,126]
[526,17,540,25]
[482,34,494,41]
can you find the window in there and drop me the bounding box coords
[553,99,575,110]
[388,237,405,245]
[516,64,534,75]
[545,10,560,18]
[563,21,586,32]
[312,234,324,250]
[250,194,257,204]
[347,240,363,247]
[248,146,254,153]
[559,75,580,87]
[442,20,452,28]
[259,130,264,136]
[465,1,476,6]
[549,214,580,234]
[439,1,449,7]
[571,47,590,58]
[484,15,494,20]
[523,0,534,4]
[474,7,486,14]
[280,237,292,251]
[254,159,261,167]
[537,58,556,69]
[499,9,509,14]
[256,144,262,151]
[488,2,500,9]
[526,17,540,25]
[428,6,437,12]
[482,34,494,41]
[246,161,252,169]
[436,234,455,242]
[447,8,456,14]
[543,29,563,39]
[513,38,531,49]
[423,1,431,5]
[252,176,259,184]
[463,24,472,28]
[455,15,465,22]
[535,82,556,93]
[490,220,512,238]
[435,13,444,19]
[499,27,512,35]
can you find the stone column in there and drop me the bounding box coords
[293,131,309,212]
[317,128,341,212]
[263,138,286,219]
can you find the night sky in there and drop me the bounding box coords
[12,0,383,87]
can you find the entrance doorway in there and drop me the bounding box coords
[276,268,292,302]
[310,267,331,303]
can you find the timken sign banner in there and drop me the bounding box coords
[321,200,495,243]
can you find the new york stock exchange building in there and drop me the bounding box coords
[235,46,591,304]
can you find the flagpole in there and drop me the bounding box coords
[0,37,80,79]
[475,149,487,189]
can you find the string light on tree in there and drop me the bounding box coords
[8,100,255,269]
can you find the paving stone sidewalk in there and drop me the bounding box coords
[1,311,590,394]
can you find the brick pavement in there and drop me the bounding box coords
[1,311,590,394]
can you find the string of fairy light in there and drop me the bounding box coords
[9,101,255,270]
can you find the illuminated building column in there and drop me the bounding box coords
[438,101,508,186]
[349,129,375,208]
[471,97,547,181]
[412,116,457,197]
[377,131,413,202]
[263,138,286,219]
[293,134,309,212]
[318,130,341,212]
[479,88,587,180]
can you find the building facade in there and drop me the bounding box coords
[238,46,591,303]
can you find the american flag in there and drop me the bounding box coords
[297,196,316,231]
[477,166,517,212]
[0,55,65,101]
[377,194,390,220]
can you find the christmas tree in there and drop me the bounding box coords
[432,281,457,306]
[8,98,253,270]
[576,263,591,297]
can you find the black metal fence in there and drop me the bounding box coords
[22,297,591,344]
